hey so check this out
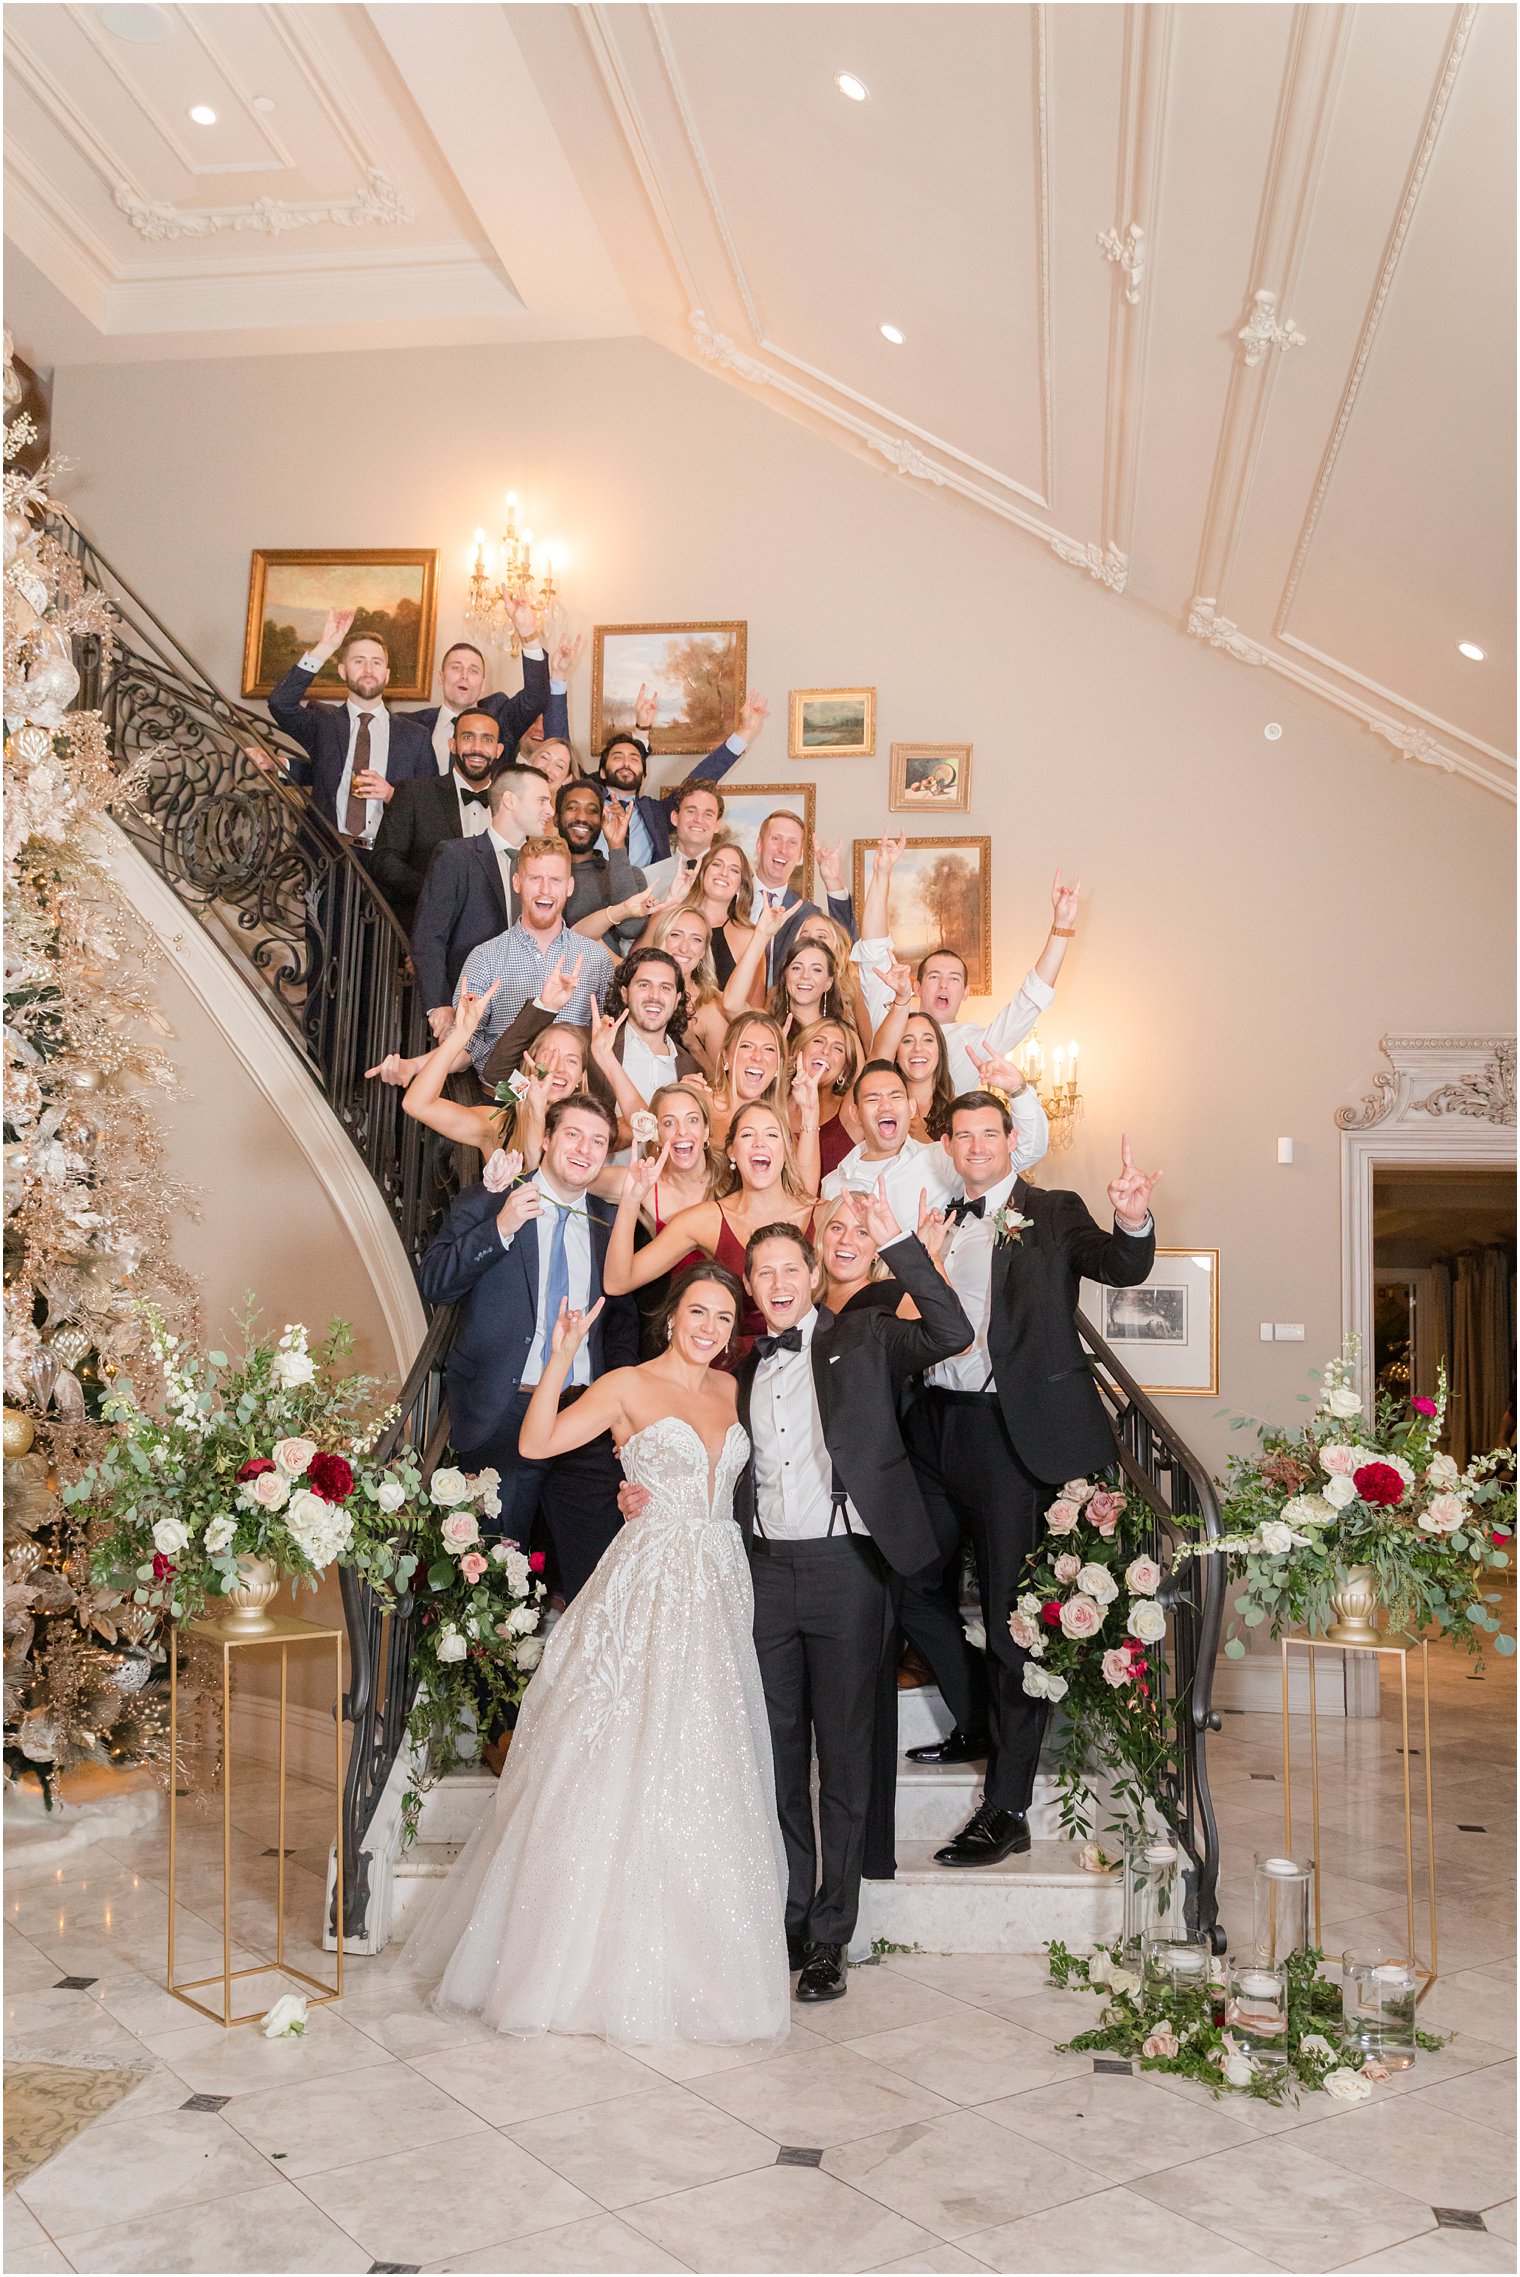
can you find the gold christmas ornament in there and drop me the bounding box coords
[3,1406,36,1459]
[68,1065,107,1095]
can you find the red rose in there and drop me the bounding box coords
[1411,1397,1438,1419]
[1353,1461,1405,1508]
[528,1551,546,1573]
[1493,1529,1511,1545]
[306,1451,355,1503]
[237,1457,276,1482]
[1042,1601,1062,1626]
[151,1552,176,1579]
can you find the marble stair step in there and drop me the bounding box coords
[895,1763,1066,1841]
[852,1839,1121,1958]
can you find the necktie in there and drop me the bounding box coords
[755,1325,803,1360]
[459,786,490,808]
[542,1200,573,1359]
[343,713,374,839]
[947,1195,986,1224]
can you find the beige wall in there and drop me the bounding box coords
[53,335,1515,1475]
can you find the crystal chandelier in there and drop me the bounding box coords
[464,493,559,656]
[1021,1034,1084,1148]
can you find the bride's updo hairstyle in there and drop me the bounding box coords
[651,1258,746,1358]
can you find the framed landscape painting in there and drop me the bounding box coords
[1082,1250,1219,1396]
[851,835,991,992]
[789,687,875,759]
[890,742,972,813]
[592,621,746,757]
[243,549,438,701]
[720,784,815,899]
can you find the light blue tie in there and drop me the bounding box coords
[543,1200,572,1358]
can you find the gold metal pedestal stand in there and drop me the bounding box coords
[168,1611,344,2026]
[1281,1634,1436,1999]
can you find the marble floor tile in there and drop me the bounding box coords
[959,2182,1281,2273]
[1134,2136,1438,2273]
[411,2027,659,2126]
[822,2108,1102,2239]
[146,2005,394,2094]
[1333,2233,1518,2275]
[800,1966,974,2043]
[56,2179,372,2272]
[1142,2066,1344,2137]
[976,2066,1262,2180]
[631,2022,828,2082]
[1421,1970,1520,2052]
[220,2057,490,2176]
[1289,2098,1516,2212]
[294,2133,599,2264]
[883,1952,1090,2017]
[621,2162,938,2273]
[868,2250,993,2275]
[1486,2200,1517,2242]
[506,2081,776,2209]
[336,1998,496,2061]
[965,1983,1116,2047]
[847,2006,1089,2107]
[1,2195,70,2275]
[3,1984,155,2064]
[15,2106,272,2237]
[430,2211,692,2273]
[1,1934,66,1995]
[688,2042,955,2151]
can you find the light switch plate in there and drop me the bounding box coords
[1260,1322,1275,1341]
[1275,1323,1305,1341]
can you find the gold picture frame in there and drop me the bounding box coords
[1083,1250,1220,1397]
[890,742,973,813]
[719,784,817,900]
[591,621,747,758]
[242,548,438,702]
[851,834,993,992]
[788,687,876,759]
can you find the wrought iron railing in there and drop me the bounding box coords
[1078,1311,1225,1949]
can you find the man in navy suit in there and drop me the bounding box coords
[748,809,857,983]
[266,607,435,842]
[418,1091,638,1601]
[409,762,554,1037]
[404,615,576,773]
[594,689,771,867]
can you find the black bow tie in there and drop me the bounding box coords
[947,1196,986,1224]
[458,785,490,807]
[755,1326,804,1361]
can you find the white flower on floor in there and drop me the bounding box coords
[1298,2032,1336,2061]
[1086,1951,1112,1985]
[1323,2066,1373,2103]
[261,1993,308,2038]
[1078,1841,1114,1874]
[1106,1967,1140,1998]
[435,1625,468,1664]
[151,1516,189,1557]
[1222,2050,1255,2087]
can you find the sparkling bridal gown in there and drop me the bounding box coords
[406,1417,790,2047]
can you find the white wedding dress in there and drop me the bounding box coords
[406,1417,790,2048]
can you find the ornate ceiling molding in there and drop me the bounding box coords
[1337,1036,1516,1132]
[1051,536,1129,593]
[1236,288,1307,366]
[113,168,412,243]
[1097,222,1146,306]
[689,309,771,386]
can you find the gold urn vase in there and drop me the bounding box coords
[220,1554,282,1633]
[1322,1563,1413,1649]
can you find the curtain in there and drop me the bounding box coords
[1449,1245,1516,1468]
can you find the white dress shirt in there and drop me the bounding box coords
[822,1135,957,1223]
[750,1308,864,1541]
[502,1169,595,1388]
[610,1029,678,1165]
[926,1169,1020,1394]
[486,823,519,908]
[849,950,1057,1091]
[334,699,391,849]
[454,773,493,837]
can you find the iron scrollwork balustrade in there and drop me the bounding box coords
[1078,1311,1225,1950]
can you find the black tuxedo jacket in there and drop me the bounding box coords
[370,773,491,933]
[267,665,435,829]
[765,887,857,983]
[411,832,518,1012]
[406,652,559,767]
[733,1232,971,1577]
[983,1177,1155,1483]
[418,1180,638,1453]
[478,995,703,1094]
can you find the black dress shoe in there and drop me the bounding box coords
[795,1943,847,2001]
[904,1726,992,1766]
[934,1804,1031,1867]
[786,1933,809,1972]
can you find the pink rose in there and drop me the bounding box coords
[440,1510,481,1554]
[1361,2058,1391,2082]
[1054,1553,1082,1584]
[1059,1593,1103,1640]
[1045,1500,1080,1536]
[1086,1490,1124,1537]
[1142,2026,1179,2059]
[1419,1493,1464,1535]
[1061,1479,1096,1507]
[1008,1611,1040,1651]
[273,1436,319,1478]
[459,1552,488,1583]
[1125,1555,1161,1596]
[1101,1647,1135,1687]
[1411,1398,1438,1419]
[1321,1443,1358,1476]
[249,1468,289,1510]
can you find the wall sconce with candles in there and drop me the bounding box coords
[464,492,560,656]
[1020,1034,1084,1148]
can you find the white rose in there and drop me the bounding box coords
[1023,1665,1067,1702]
[1419,1493,1465,1535]
[1125,1556,1162,1595]
[514,1636,544,1669]
[482,1493,501,1519]
[505,1604,537,1636]
[1107,1967,1140,1998]
[502,1549,530,1591]
[1222,2052,1255,2088]
[473,1468,501,1491]
[429,1467,469,1508]
[272,1436,318,1477]
[1258,1520,1297,1556]
[1044,1500,1080,1536]
[1127,1599,1167,1643]
[284,1487,352,1569]
[152,1517,190,1557]
[1324,1386,1363,1419]
[248,1468,289,1511]
[1087,1951,1112,1985]
[374,1477,406,1514]
[1323,1474,1358,1509]
[204,1515,237,1554]
[1077,1563,1119,1605]
[440,1510,481,1554]
[435,1626,468,1664]
[1385,1453,1416,1487]
[1298,2033,1335,2062]
[1062,1479,1096,1506]
[1017,1593,1043,1619]
[1427,1452,1461,1491]
[260,1993,308,2038]
[271,1348,316,1389]
[1321,1443,1358,1477]
[1322,2066,1373,2103]
[1059,1593,1104,1640]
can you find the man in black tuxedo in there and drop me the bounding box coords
[418,1091,637,1601]
[594,689,770,867]
[905,1094,1160,1867]
[266,607,435,840]
[748,810,856,982]
[410,762,554,1038]
[370,706,503,936]
[405,621,575,773]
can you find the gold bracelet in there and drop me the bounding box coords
[1052,925,1076,938]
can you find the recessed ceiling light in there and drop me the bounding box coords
[1457,641,1486,661]
[188,104,218,126]
[879,323,905,345]
[834,72,868,101]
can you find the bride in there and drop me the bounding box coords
[405,1259,789,2050]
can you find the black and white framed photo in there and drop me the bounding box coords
[1083,1249,1218,1395]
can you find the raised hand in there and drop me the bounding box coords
[861,1172,902,1248]
[738,691,769,743]
[633,682,658,732]
[588,1001,626,1070]
[915,1188,951,1264]
[549,1295,604,1359]
[1108,1133,1161,1231]
[789,1057,821,1125]
[509,589,542,644]
[317,606,355,658]
[549,630,583,681]
[618,885,661,922]
[601,796,631,850]
[453,977,500,1045]
[883,957,915,1005]
[967,1042,1027,1096]
[621,1141,670,1208]
[871,829,907,876]
[364,1050,416,1086]
[483,1147,524,1194]
[1052,869,1082,931]
[754,893,789,942]
[814,837,845,896]
[538,952,585,1016]
[496,1176,543,1241]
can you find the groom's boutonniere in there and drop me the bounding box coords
[989,1204,1033,1250]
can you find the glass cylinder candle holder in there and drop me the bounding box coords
[1253,1854,1312,1968]
[1142,1936,1212,2004]
[1122,1836,1186,1968]
[1341,1949,1418,2070]
[1224,1962,1290,2069]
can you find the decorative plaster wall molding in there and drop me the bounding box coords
[1237,287,1307,367]
[1372,719,1458,776]
[1336,1035,1516,1132]
[114,167,411,242]
[1414,1042,1516,1126]
[1187,597,1266,663]
[1050,535,1129,592]
[868,434,950,487]
[1097,221,1146,304]
[688,309,771,385]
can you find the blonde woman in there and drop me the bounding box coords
[708,1009,790,1151]
[788,1018,862,1177]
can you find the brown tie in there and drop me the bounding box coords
[343,712,373,839]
